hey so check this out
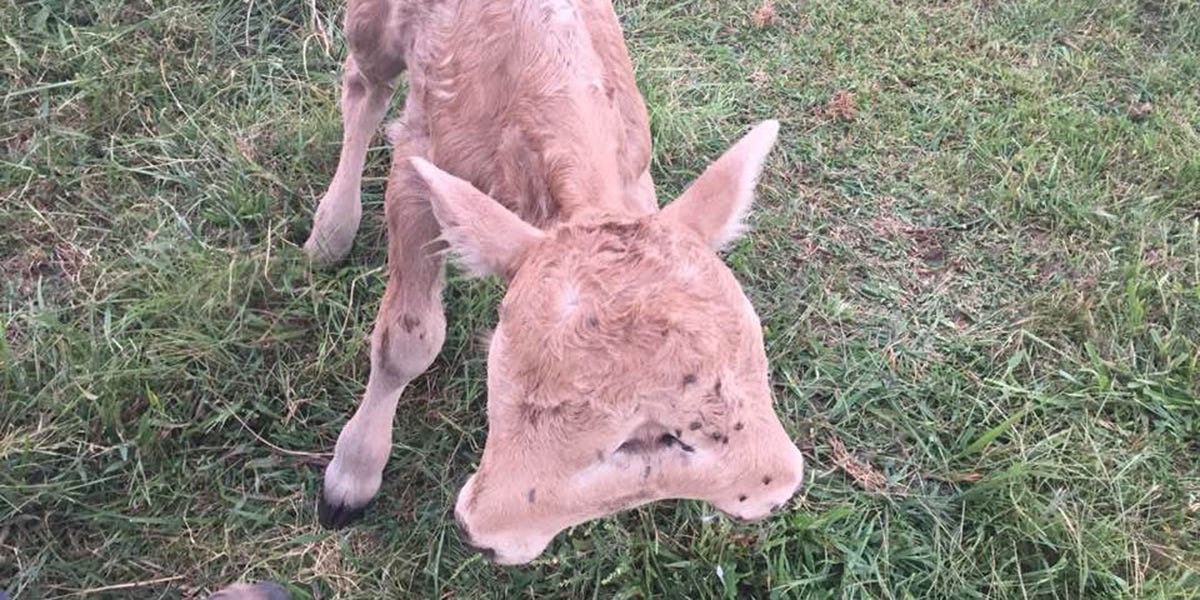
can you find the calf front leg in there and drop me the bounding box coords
[303,54,398,266]
[319,120,445,527]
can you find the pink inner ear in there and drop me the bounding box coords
[409,157,544,278]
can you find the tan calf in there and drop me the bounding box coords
[310,0,805,564]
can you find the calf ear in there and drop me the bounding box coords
[659,120,779,250]
[410,158,544,278]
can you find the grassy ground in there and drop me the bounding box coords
[2,0,1199,597]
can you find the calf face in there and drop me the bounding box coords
[413,121,805,564]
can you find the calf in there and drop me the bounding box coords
[308,0,806,564]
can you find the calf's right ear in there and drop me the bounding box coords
[409,158,545,278]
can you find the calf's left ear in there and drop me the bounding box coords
[658,120,780,250]
[410,158,545,279]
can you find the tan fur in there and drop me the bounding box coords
[312,0,804,565]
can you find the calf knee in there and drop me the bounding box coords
[345,0,407,82]
[371,308,445,388]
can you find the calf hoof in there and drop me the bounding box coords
[317,490,368,529]
[303,228,356,268]
[206,581,290,600]
[302,196,362,268]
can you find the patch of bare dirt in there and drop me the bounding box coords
[2,241,89,295]
[1128,99,1154,123]
[823,91,857,122]
[752,0,777,27]
[1,240,88,354]
[828,435,889,492]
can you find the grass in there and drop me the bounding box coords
[2,0,1198,597]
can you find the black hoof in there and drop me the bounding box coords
[317,491,368,529]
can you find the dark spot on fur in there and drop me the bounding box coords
[763,476,772,485]
[527,488,536,504]
[722,436,729,445]
[738,495,747,502]
[711,432,723,441]
[734,422,744,431]
[683,373,698,386]
[375,327,402,379]
[517,403,562,429]
[597,240,625,254]
[377,327,392,358]
[586,315,599,327]
[679,441,695,452]
[770,503,783,514]
[700,379,725,405]
[689,421,702,431]
[596,450,606,462]
[659,433,676,447]
[400,314,421,333]
[675,428,682,438]
[618,437,651,453]
[643,464,652,478]
[520,403,540,427]
[596,221,644,239]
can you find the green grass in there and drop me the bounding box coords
[2,0,1199,597]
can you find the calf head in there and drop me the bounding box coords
[411,121,804,565]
